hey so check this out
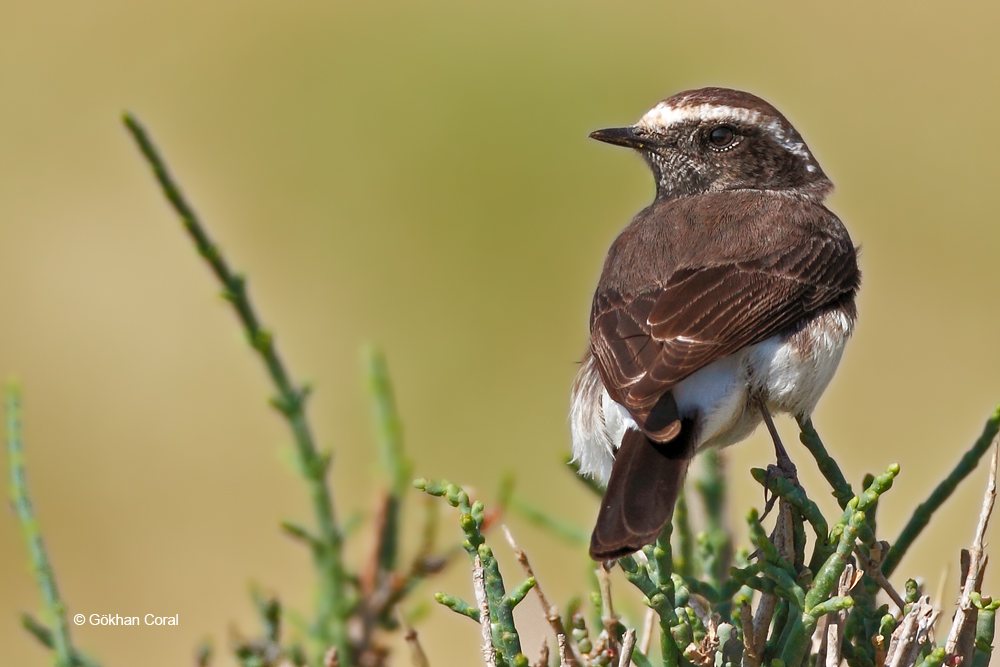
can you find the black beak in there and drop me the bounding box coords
[589,126,647,149]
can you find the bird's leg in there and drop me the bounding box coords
[756,397,797,477]
[755,396,799,519]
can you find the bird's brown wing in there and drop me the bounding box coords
[590,235,858,440]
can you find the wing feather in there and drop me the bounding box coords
[591,233,858,437]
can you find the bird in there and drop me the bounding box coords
[570,87,860,561]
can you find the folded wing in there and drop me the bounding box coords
[590,234,858,439]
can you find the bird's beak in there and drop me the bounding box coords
[589,126,647,149]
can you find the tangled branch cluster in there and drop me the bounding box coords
[422,418,1000,667]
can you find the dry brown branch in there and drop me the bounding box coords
[885,601,917,667]
[855,543,907,612]
[688,622,719,667]
[945,438,999,659]
[597,564,620,655]
[501,526,580,667]
[618,628,637,667]
[818,563,855,667]
[810,614,826,659]
[402,620,430,667]
[747,499,794,662]
[473,556,497,667]
[533,638,549,667]
[740,601,760,667]
[639,608,655,656]
[825,622,839,667]
[752,592,777,662]
[885,596,938,667]
[914,601,940,662]
[361,493,392,596]
[872,633,887,667]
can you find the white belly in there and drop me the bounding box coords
[570,308,853,485]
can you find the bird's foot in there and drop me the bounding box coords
[755,396,801,520]
[760,458,801,521]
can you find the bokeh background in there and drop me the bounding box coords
[2,1,999,664]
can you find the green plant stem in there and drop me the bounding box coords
[7,383,79,667]
[417,480,530,665]
[19,614,100,667]
[915,647,946,667]
[365,346,410,575]
[673,490,695,578]
[695,449,732,587]
[122,114,349,663]
[365,347,409,499]
[434,592,480,621]
[972,597,999,667]
[796,417,854,509]
[623,525,683,667]
[882,402,1000,577]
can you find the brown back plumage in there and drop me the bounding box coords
[589,190,859,438]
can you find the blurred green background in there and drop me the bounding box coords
[1,1,999,664]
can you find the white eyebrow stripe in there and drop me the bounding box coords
[636,103,763,129]
[635,102,815,165]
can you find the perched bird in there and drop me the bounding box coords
[570,87,860,560]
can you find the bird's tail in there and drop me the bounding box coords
[589,422,694,560]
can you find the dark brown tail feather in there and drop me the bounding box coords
[589,424,694,560]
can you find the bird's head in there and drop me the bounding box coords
[591,87,832,201]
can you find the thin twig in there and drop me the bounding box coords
[886,600,918,667]
[360,492,393,643]
[748,500,792,661]
[7,383,80,667]
[122,113,349,662]
[822,564,854,667]
[886,596,939,667]
[361,349,410,646]
[946,439,999,658]
[597,564,620,654]
[752,593,777,663]
[855,545,906,611]
[365,347,410,582]
[618,628,637,667]
[473,556,497,667]
[402,621,431,667]
[639,608,655,656]
[740,602,759,667]
[824,622,839,667]
[502,526,580,667]
[883,403,1000,577]
[533,638,549,667]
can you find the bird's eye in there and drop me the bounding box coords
[708,126,736,148]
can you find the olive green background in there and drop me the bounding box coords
[1,1,998,665]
